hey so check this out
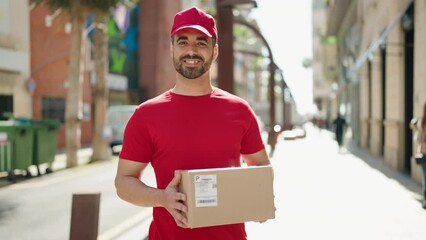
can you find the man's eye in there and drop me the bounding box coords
[177,41,188,46]
[197,42,207,47]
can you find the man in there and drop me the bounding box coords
[332,112,347,151]
[115,7,270,240]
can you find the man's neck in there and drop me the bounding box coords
[173,75,213,96]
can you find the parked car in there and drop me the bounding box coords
[106,105,137,154]
[282,125,306,140]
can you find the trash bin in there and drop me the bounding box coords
[31,119,60,175]
[0,121,34,181]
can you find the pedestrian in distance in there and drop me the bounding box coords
[332,112,347,152]
[410,100,426,209]
[114,7,271,240]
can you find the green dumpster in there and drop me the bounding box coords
[31,119,60,175]
[0,121,34,180]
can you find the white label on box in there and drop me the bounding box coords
[194,174,218,207]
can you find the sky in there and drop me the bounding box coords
[252,0,315,115]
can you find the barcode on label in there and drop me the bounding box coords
[196,198,218,207]
[197,199,217,204]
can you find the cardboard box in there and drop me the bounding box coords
[178,165,275,228]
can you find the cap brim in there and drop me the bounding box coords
[171,25,213,38]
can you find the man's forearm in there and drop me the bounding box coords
[115,175,164,207]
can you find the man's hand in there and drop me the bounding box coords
[160,171,188,228]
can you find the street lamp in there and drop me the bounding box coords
[232,18,277,154]
[216,0,280,153]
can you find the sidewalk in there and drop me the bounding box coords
[0,146,94,186]
[246,124,426,240]
[49,146,93,172]
[0,146,151,240]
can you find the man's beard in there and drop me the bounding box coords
[174,54,212,79]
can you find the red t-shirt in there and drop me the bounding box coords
[119,88,265,240]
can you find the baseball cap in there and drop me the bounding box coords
[170,7,218,39]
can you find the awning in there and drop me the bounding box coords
[347,0,414,79]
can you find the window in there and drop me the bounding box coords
[42,97,65,123]
[0,95,13,120]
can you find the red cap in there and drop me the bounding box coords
[170,7,217,39]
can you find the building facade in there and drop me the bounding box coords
[314,0,426,183]
[0,0,32,120]
[30,3,94,148]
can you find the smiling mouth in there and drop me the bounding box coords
[184,59,201,65]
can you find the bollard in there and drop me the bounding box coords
[69,193,101,240]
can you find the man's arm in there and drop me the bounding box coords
[115,159,188,228]
[242,148,270,166]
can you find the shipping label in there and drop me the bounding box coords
[194,174,218,207]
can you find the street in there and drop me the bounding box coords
[0,152,155,240]
[1,124,426,240]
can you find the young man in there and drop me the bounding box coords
[115,7,270,240]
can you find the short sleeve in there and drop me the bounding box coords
[119,109,153,163]
[240,108,265,154]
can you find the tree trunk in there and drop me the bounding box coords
[91,10,112,161]
[65,1,85,168]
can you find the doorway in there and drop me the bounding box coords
[367,59,372,149]
[402,3,414,174]
[380,47,386,156]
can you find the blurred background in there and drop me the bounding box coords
[1,0,426,239]
[1,0,423,181]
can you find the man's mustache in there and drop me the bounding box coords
[180,55,204,61]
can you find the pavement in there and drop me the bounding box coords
[246,125,426,240]
[2,124,426,240]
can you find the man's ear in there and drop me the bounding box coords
[213,44,219,61]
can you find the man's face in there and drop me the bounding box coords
[172,29,217,79]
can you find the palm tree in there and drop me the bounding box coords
[31,0,134,167]
[90,9,112,162]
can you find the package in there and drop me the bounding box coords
[178,165,275,228]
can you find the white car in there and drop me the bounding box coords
[105,105,138,154]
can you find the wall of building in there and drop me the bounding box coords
[30,3,93,149]
[411,0,426,182]
[383,17,405,171]
[358,0,412,172]
[320,0,425,183]
[0,0,31,118]
[369,47,383,156]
